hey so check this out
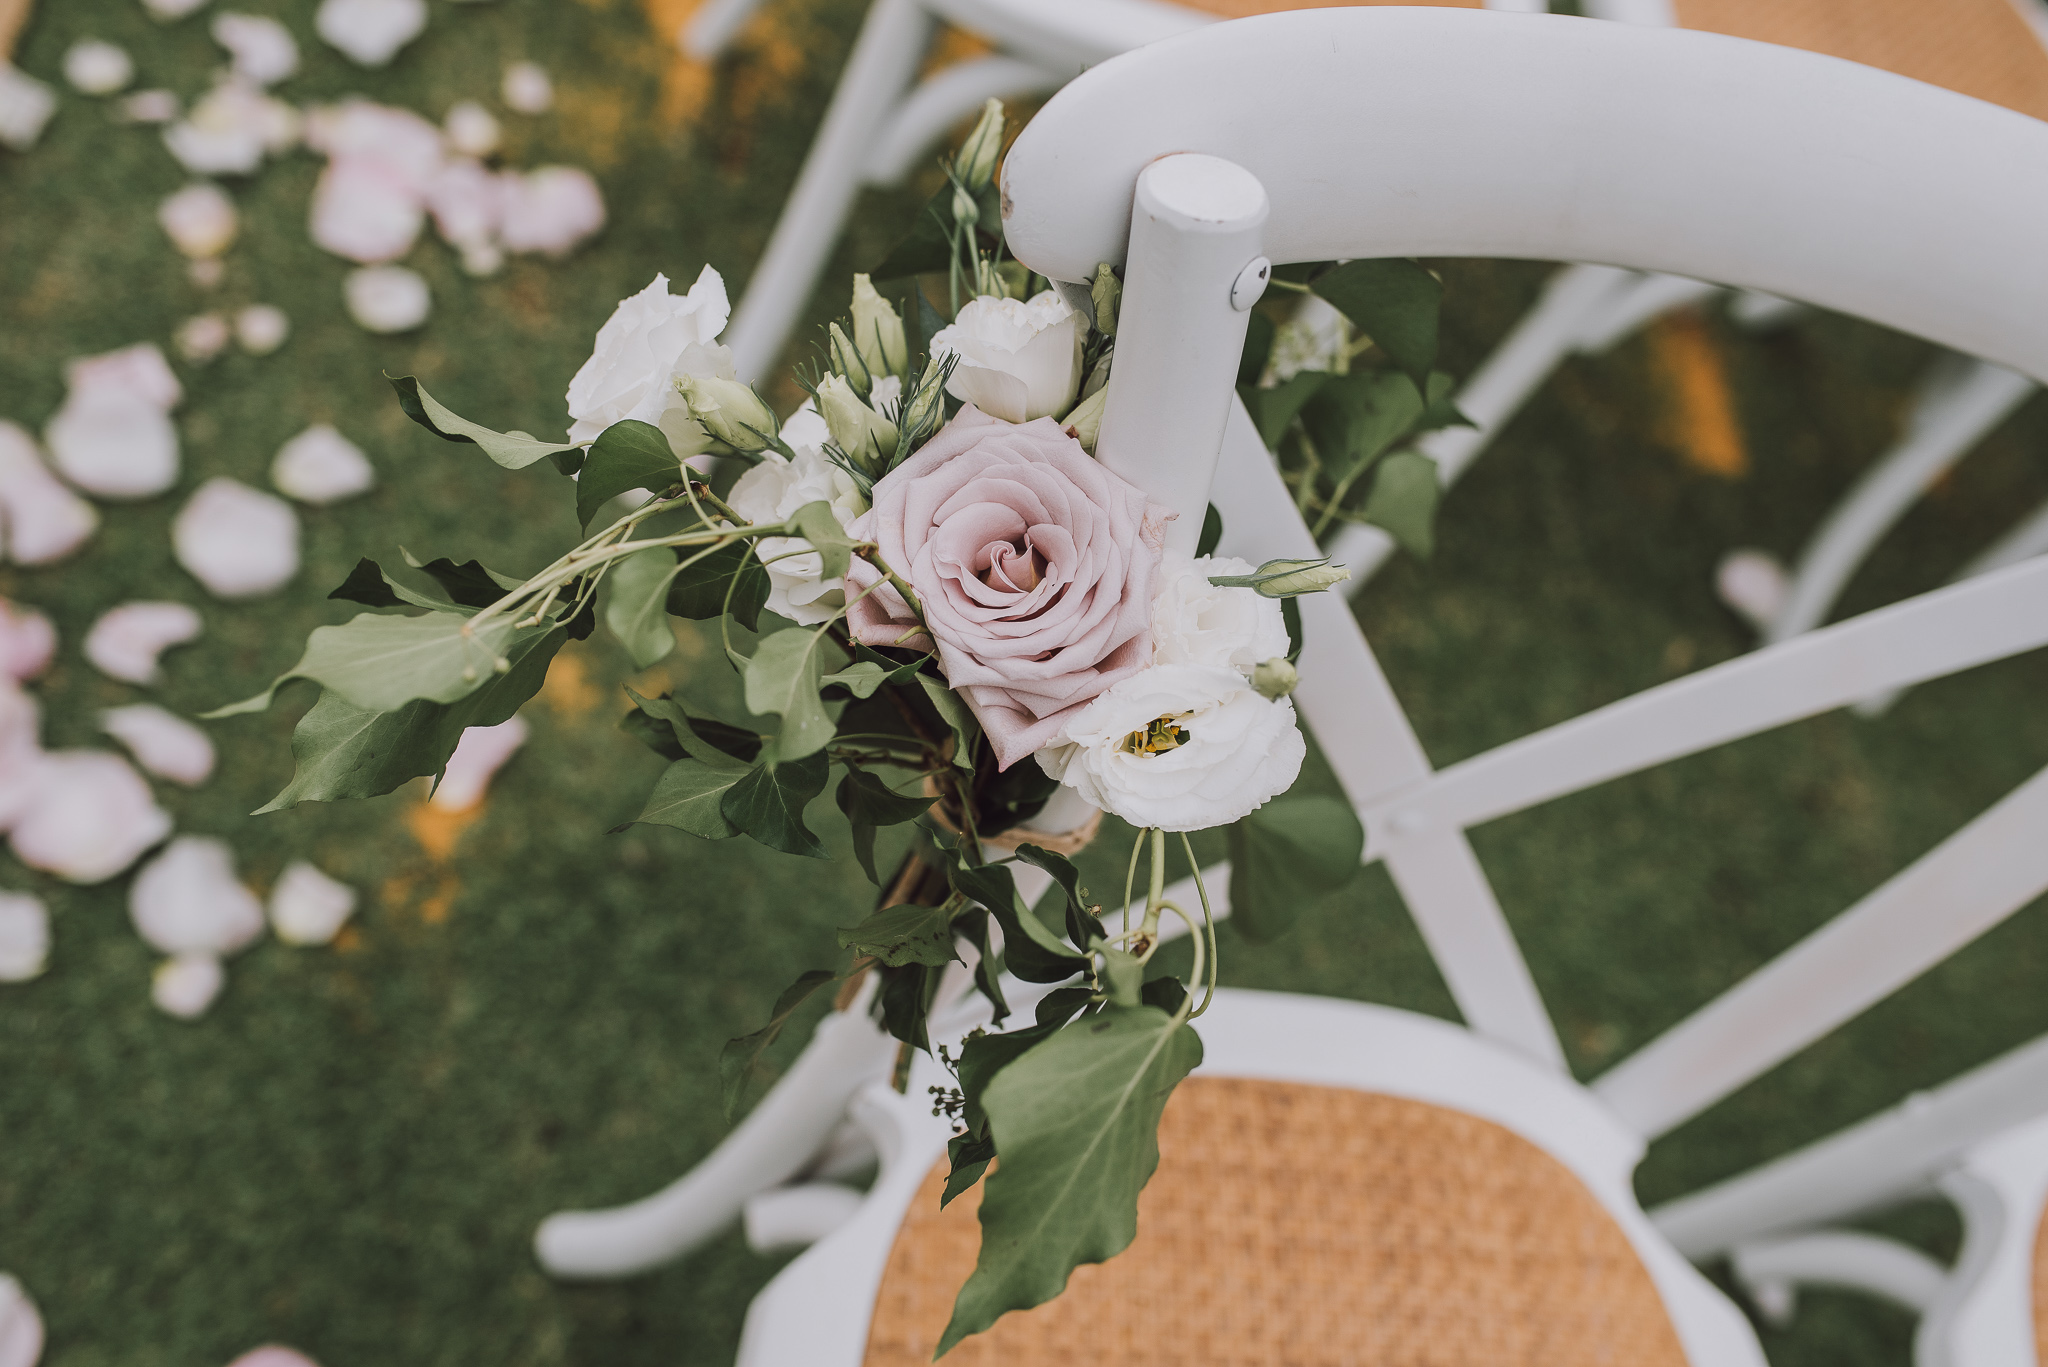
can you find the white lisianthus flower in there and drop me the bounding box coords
[725,405,869,626]
[1149,550,1290,678]
[565,268,733,451]
[931,290,1082,424]
[1034,664,1305,831]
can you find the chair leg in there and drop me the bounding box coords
[1729,1230,1949,1324]
[723,0,936,383]
[1766,357,2035,644]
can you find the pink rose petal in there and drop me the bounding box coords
[0,423,97,566]
[0,1274,44,1367]
[8,751,172,885]
[85,601,202,685]
[130,836,264,957]
[0,601,55,682]
[100,704,216,787]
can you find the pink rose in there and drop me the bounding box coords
[844,406,1170,770]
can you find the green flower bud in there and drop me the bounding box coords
[952,183,979,230]
[817,373,898,471]
[1061,383,1107,453]
[1206,556,1352,598]
[1089,263,1121,338]
[898,356,950,452]
[956,98,1005,190]
[1252,657,1299,701]
[828,322,871,397]
[849,274,908,379]
[675,373,778,452]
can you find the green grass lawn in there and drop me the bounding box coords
[7,3,2048,1364]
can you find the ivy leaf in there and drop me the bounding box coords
[836,902,958,967]
[917,672,980,773]
[956,906,1009,1025]
[721,751,831,858]
[1097,946,1145,1008]
[790,500,857,582]
[1239,370,1330,451]
[1013,844,1105,949]
[208,611,551,718]
[387,375,583,471]
[1360,450,1442,560]
[939,1007,1203,1353]
[1301,369,1423,486]
[666,541,769,631]
[629,752,751,839]
[399,550,523,607]
[1141,977,1188,1016]
[1034,985,1095,1029]
[943,1131,998,1208]
[625,688,761,763]
[1195,505,1223,558]
[951,861,1088,984]
[619,705,685,761]
[1282,596,1303,664]
[719,968,838,1122]
[1310,258,1442,395]
[958,1024,1056,1137]
[604,547,681,668]
[1416,371,1474,434]
[1225,794,1364,943]
[328,558,431,610]
[817,661,893,699]
[835,765,934,884]
[744,627,844,762]
[577,419,683,528]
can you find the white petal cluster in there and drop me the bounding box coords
[498,166,605,256]
[442,100,499,157]
[726,401,871,625]
[564,268,735,446]
[0,1274,43,1367]
[932,291,1082,424]
[1035,664,1304,832]
[159,181,240,260]
[101,704,217,787]
[235,304,290,354]
[0,63,57,152]
[211,12,300,86]
[431,716,529,810]
[173,477,301,598]
[163,77,300,176]
[1149,551,1291,676]
[118,90,182,125]
[44,343,183,499]
[270,862,357,946]
[0,893,50,982]
[85,601,203,684]
[63,41,135,96]
[343,264,430,332]
[316,0,428,67]
[0,423,97,566]
[271,424,374,504]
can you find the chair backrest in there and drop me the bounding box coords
[998,8,2048,1140]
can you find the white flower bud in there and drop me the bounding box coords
[676,374,778,450]
[849,274,908,379]
[1252,656,1298,700]
[955,98,1004,190]
[817,373,897,469]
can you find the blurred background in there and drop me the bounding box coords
[6,2,2048,1364]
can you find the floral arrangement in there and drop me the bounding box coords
[214,102,1460,1349]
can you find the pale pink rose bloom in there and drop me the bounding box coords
[842,406,1169,770]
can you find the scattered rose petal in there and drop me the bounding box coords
[45,393,178,499]
[442,99,498,157]
[173,477,300,599]
[316,0,428,67]
[152,952,223,1018]
[159,181,239,259]
[131,836,264,956]
[211,12,299,86]
[0,1274,44,1367]
[431,716,528,810]
[9,751,172,884]
[1717,548,1789,634]
[0,893,50,982]
[0,63,58,152]
[64,40,135,96]
[143,0,213,19]
[498,166,604,257]
[101,704,216,787]
[0,422,98,566]
[235,304,290,354]
[67,342,183,410]
[118,89,182,123]
[175,313,232,364]
[270,424,373,504]
[269,862,357,945]
[501,60,551,114]
[163,78,299,176]
[0,601,54,682]
[343,264,429,333]
[303,99,441,190]
[309,155,425,263]
[85,601,202,684]
[227,1348,322,1367]
[425,156,503,253]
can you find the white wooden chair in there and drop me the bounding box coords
[538,9,2048,1361]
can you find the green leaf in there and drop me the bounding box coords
[577,419,684,528]
[1239,370,1331,451]
[1360,450,1442,560]
[743,627,844,762]
[878,960,935,1052]
[837,902,958,967]
[630,753,751,839]
[836,765,934,884]
[1140,976,1188,1015]
[1034,985,1095,1029]
[957,1023,1056,1137]
[826,648,932,699]
[943,1131,997,1208]
[1195,505,1223,558]
[1310,258,1442,394]
[387,375,583,470]
[604,547,681,668]
[251,626,565,812]
[1282,596,1303,664]
[917,672,980,773]
[790,500,857,582]
[721,751,831,858]
[1097,946,1144,1007]
[1225,794,1364,943]
[1416,371,1473,435]
[1013,844,1105,949]
[951,862,1087,984]
[1300,369,1423,485]
[400,550,522,608]
[209,611,551,719]
[719,969,838,1122]
[328,558,407,610]
[666,541,769,631]
[871,184,956,281]
[625,688,761,763]
[939,1007,1204,1353]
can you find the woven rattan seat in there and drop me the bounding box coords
[863,1077,1688,1365]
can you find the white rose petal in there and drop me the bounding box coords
[431,716,528,810]
[9,751,173,884]
[234,304,290,355]
[932,290,1082,424]
[118,89,182,124]
[68,343,183,409]
[0,64,57,152]
[1035,663,1305,832]
[442,99,499,157]
[144,0,212,18]
[343,264,430,333]
[1149,550,1290,677]
[173,477,300,598]
[0,600,55,683]
[0,1274,44,1367]
[211,13,299,86]
[158,181,239,259]
[45,382,181,501]
[0,422,98,566]
[269,861,357,946]
[501,60,552,114]
[225,1348,322,1367]
[270,424,373,504]
[85,601,202,684]
[174,313,231,364]
[316,0,426,66]
[564,267,732,445]
[131,836,264,956]
[163,79,299,175]
[64,40,136,96]
[152,952,226,1018]
[498,166,604,257]
[101,704,216,787]
[303,98,442,189]
[309,156,426,263]
[726,417,867,626]
[424,157,504,253]
[0,893,50,982]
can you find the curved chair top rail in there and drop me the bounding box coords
[1000,7,2048,383]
